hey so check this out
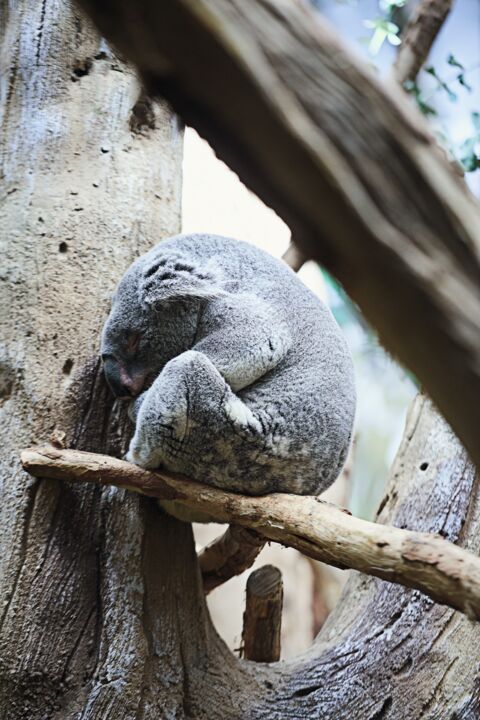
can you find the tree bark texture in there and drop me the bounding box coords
[199,525,266,595]
[74,0,480,476]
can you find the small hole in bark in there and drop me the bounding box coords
[59,242,68,253]
[376,494,390,516]
[293,685,318,698]
[371,696,392,719]
[72,57,92,79]
[62,359,73,375]
[395,655,413,676]
[420,462,429,471]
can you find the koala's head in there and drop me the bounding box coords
[101,244,224,399]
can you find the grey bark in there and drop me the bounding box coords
[1,1,480,718]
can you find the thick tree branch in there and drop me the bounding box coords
[394,0,454,86]
[74,0,480,473]
[21,445,480,622]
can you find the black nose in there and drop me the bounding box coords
[102,356,133,399]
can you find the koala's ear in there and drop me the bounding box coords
[139,252,224,309]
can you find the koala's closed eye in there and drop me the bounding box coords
[126,333,141,353]
[157,271,176,281]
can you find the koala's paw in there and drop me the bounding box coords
[125,439,159,470]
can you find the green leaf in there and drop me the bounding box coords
[458,74,472,92]
[447,54,464,70]
[471,112,480,133]
[379,0,406,9]
[363,18,400,54]
[460,153,480,172]
[404,80,437,116]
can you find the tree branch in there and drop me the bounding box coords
[394,0,454,86]
[198,525,265,594]
[281,241,307,272]
[20,445,480,622]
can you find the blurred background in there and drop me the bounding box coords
[181,0,480,658]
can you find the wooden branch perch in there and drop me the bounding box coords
[394,0,453,86]
[21,446,480,622]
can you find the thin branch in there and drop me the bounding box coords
[394,0,454,86]
[198,525,265,594]
[21,446,480,622]
[281,241,307,272]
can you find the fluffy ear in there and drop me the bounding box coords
[139,251,224,309]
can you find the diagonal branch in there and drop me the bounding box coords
[198,524,265,594]
[21,445,480,622]
[394,0,454,86]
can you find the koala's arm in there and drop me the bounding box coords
[193,293,292,392]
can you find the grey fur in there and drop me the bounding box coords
[101,234,356,497]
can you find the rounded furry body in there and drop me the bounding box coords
[101,234,356,497]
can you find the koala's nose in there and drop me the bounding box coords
[102,356,138,399]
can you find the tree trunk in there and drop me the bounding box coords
[2,2,480,718]
[0,2,231,716]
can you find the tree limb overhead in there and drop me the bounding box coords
[21,444,480,622]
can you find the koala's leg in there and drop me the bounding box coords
[127,349,263,474]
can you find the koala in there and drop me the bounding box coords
[101,233,356,514]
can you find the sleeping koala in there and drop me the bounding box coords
[101,234,356,511]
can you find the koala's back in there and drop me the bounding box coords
[150,234,356,495]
